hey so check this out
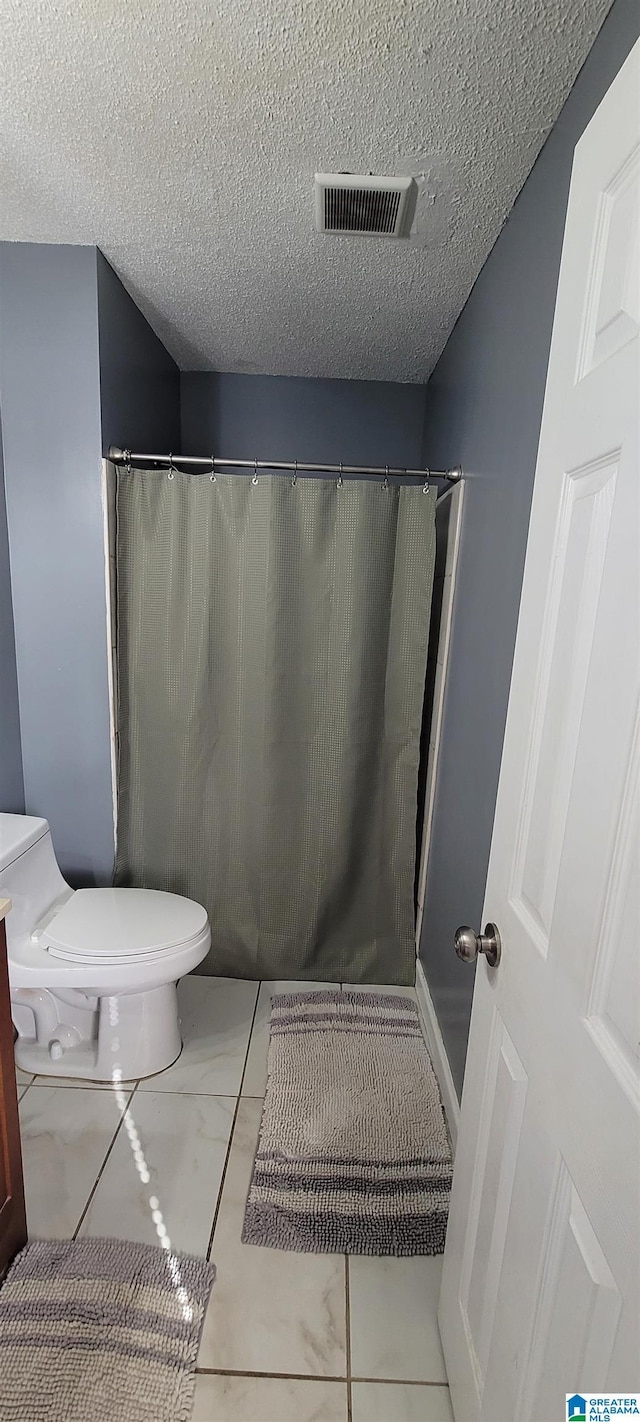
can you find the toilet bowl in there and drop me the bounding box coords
[0,813,211,1081]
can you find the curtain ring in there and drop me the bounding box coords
[252,457,259,486]
[291,459,297,488]
[383,465,389,491]
[168,453,175,481]
[210,455,216,482]
[337,461,344,490]
[124,448,132,474]
[422,467,430,492]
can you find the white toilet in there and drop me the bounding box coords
[0,813,211,1082]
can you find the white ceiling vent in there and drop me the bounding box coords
[315,173,416,238]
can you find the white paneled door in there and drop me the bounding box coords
[439,38,640,1422]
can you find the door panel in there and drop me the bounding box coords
[511,452,618,952]
[439,38,640,1422]
[585,709,640,1107]
[462,1019,527,1383]
[576,142,639,377]
[516,1162,622,1421]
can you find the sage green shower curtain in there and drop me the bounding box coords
[115,468,436,983]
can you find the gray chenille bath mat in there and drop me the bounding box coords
[0,1236,215,1422]
[242,990,453,1256]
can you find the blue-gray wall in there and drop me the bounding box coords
[0,407,24,811]
[0,243,184,883]
[418,0,640,1096]
[0,243,114,884]
[181,372,427,471]
[97,252,181,455]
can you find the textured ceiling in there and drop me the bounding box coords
[0,0,612,382]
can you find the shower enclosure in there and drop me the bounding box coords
[101,456,462,987]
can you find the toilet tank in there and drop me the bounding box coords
[0,814,69,952]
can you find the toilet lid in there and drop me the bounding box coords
[42,888,209,964]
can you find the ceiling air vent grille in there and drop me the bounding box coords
[315,173,415,238]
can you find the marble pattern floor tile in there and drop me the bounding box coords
[242,980,338,1097]
[351,1382,454,1422]
[192,1374,348,1422]
[137,976,258,1097]
[349,1255,447,1384]
[79,1090,235,1257]
[16,972,451,1406]
[19,1084,128,1239]
[198,1098,347,1377]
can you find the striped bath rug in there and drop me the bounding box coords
[242,990,452,1256]
[0,1236,215,1421]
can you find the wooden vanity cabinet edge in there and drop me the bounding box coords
[0,913,27,1279]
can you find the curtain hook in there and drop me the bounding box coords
[383,464,389,491]
[252,457,259,486]
[337,461,344,490]
[210,455,216,482]
[291,459,297,488]
[422,467,430,492]
[168,453,175,480]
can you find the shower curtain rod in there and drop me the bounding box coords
[108,446,462,483]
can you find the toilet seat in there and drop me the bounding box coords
[40,888,209,966]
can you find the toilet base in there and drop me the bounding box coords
[14,982,182,1081]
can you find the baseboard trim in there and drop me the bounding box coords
[415,959,460,1151]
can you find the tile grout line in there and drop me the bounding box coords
[205,982,261,1263]
[350,1377,449,1388]
[345,1255,353,1422]
[195,1367,347,1381]
[17,1071,137,1110]
[72,1082,139,1240]
[194,1366,447,1388]
[31,1078,138,1090]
